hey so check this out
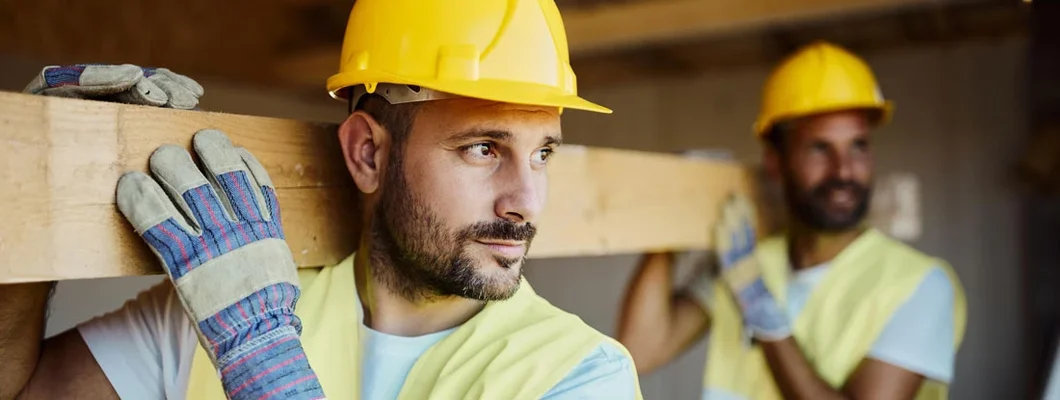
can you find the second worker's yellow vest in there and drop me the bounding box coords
[703,229,967,400]
[185,253,643,399]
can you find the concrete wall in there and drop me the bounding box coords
[1,34,1028,399]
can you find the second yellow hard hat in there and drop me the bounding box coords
[753,41,893,137]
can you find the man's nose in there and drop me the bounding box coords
[493,161,544,224]
[832,152,855,181]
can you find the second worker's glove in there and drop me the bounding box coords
[116,130,324,399]
[24,64,203,109]
[715,194,791,342]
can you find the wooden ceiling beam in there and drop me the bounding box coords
[275,0,1010,92]
[561,0,946,56]
[570,0,1027,89]
[0,0,311,89]
[0,0,1025,95]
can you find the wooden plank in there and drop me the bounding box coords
[1,92,360,282]
[0,91,764,283]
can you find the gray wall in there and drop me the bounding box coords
[2,34,1028,399]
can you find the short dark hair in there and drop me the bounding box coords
[347,90,423,200]
[348,90,422,146]
[764,121,794,153]
[765,108,883,153]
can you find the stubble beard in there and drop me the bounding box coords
[368,151,536,303]
[782,171,873,232]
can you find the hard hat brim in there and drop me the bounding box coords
[327,71,612,114]
[753,100,894,138]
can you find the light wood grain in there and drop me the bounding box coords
[0,91,764,283]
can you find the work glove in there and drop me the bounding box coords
[116,130,325,400]
[715,194,791,342]
[24,64,203,109]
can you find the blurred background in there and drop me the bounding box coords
[1,0,1056,398]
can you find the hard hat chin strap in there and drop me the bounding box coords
[350,83,459,111]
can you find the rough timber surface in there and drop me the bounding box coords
[0,91,764,283]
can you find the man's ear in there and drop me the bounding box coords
[338,111,390,194]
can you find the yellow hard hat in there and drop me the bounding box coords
[326,0,611,114]
[753,41,893,137]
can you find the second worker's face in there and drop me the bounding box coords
[775,110,875,232]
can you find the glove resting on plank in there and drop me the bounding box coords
[116,129,325,399]
[24,64,203,109]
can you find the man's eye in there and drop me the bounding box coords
[534,148,554,164]
[464,143,496,159]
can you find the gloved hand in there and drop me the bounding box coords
[116,130,325,399]
[24,64,203,109]
[714,194,791,342]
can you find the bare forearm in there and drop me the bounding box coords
[0,282,53,400]
[617,253,675,370]
[0,283,118,400]
[618,253,708,373]
[17,329,120,400]
[760,337,848,400]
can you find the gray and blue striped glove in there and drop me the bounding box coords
[715,194,791,342]
[116,129,325,399]
[24,64,203,109]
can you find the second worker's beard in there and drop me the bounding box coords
[783,175,872,232]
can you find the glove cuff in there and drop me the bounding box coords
[750,324,793,342]
[216,327,326,400]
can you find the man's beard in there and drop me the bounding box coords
[783,175,872,232]
[368,153,537,303]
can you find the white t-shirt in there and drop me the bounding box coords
[683,261,957,383]
[77,281,638,400]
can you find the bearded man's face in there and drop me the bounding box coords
[368,98,560,302]
[774,110,875,232]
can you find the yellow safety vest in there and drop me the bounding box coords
[186,253,643,399]
[703,229,967,400]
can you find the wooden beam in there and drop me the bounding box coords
[561,0,942,56]
[571,0,1026,89]
[0,0,1018,93]
[0,91,765,283]
[0,0,301,88]
[276,0,1006,92]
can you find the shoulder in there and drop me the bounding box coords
[873,233,949,271]
[911,267,956,305]
[878,237,965,302]
[868,266,958,382]
[542,341,639,399]
[860,233,962,296]
[515,285,640,398]
[888,266,956,325]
